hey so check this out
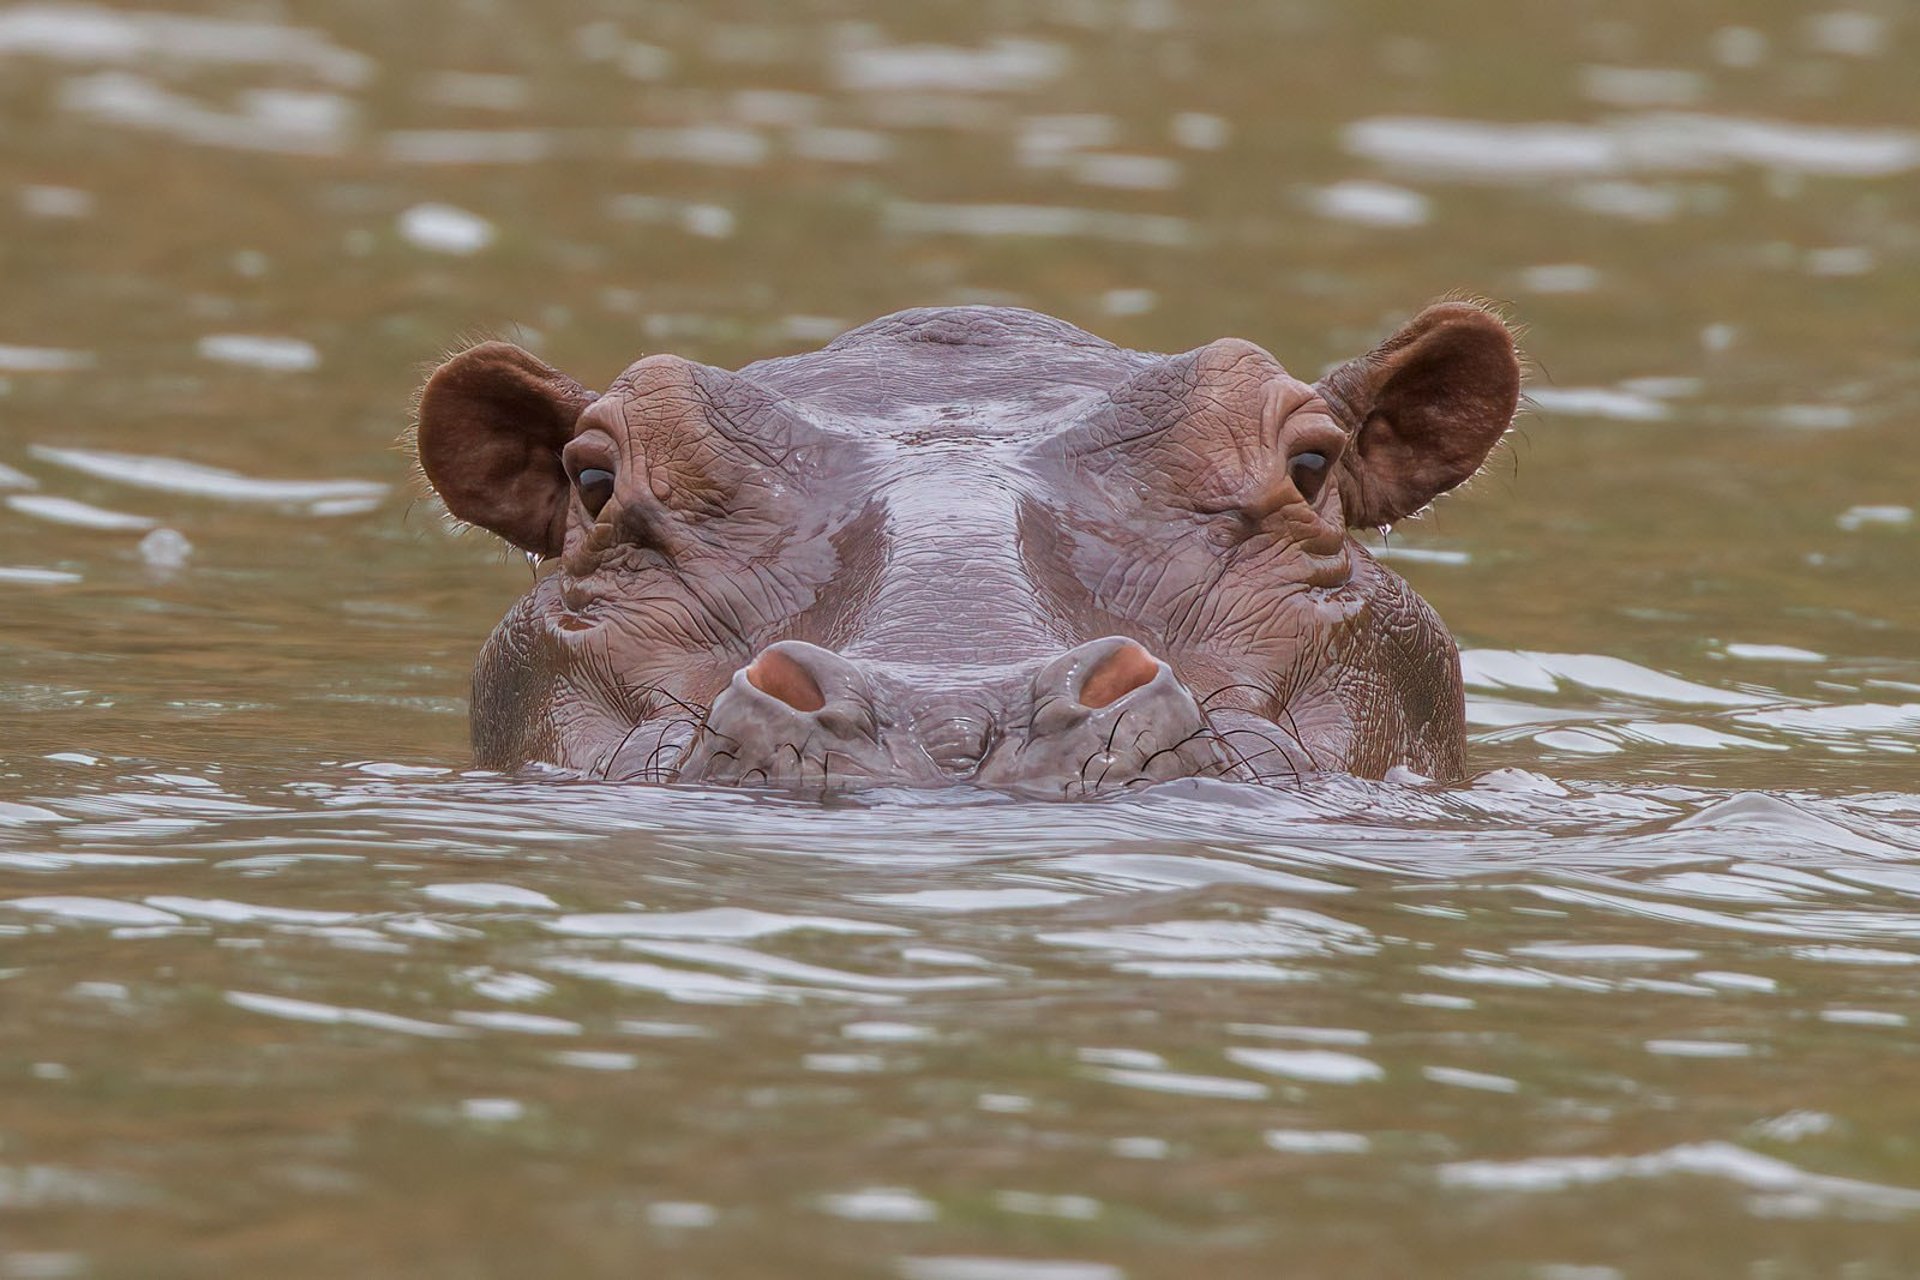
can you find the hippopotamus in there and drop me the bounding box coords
[414,302,1520,795]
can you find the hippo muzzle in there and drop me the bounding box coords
[663,637,1224,795]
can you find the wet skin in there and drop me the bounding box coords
[415,303,1521,795]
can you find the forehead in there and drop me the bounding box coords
[735,306,1160,442]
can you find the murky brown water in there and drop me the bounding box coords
[3,2,1919,1276]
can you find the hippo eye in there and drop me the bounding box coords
[1289,451,1330,503]
[575,467,616,518]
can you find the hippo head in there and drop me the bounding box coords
[416,304,1519,795]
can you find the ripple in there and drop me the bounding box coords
[28,446,385,510]
[1347,113,1920,181]
[1439,1142,1920,1212]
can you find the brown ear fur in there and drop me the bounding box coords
[415,342,597,557]
[1317,302,1520,529]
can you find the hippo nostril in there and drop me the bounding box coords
[745,649,825,713]
[1078,641,1162,709]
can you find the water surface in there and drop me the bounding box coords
[2,2,1917,1276]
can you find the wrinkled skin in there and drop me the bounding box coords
[415,303,1521,796]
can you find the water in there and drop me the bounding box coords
[2,1,1917,1275]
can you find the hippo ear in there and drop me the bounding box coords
[415,342,597,557]
[1316,302,1520,528]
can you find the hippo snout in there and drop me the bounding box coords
[673,637,1226,794]
[973,637,1225,796]
[675,641,894,789]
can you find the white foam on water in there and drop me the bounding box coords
[421,883,559,910]
[144,896,352,925]
[1617,721,1787,751]
[1043,911,1375,962]
[1422,1065,1521,1092]
[1265,1129,1372,1154]
[1307,179,1430,227]
[1694,971,1776,992]
[1520,263,1601,293]
[0,4,372,84]
[803,1052,886,1073]
[450,1010,581,1036]
[1724,644,1825,663]
[224,991,466,1038]
[29,445,385,509]
[552,1050,637,1071]
[1438,1141,1920,1211]
[550,907,905,938]
[0,566,82,584]
[1087,1066,1269,1100]
[1737,703,1920,742]
[1015,113,1117,168]
[397,202,495,255]
[6,494,153,531]
[1528,386,1671,421]
[5,896,181,926]
[855,888,1087,911]
[1534,729,1624,754]
[1461,650,1769,707]
[0,345,93,371]
[819,1187,939,1222]
[835,37,1068,93]
[842,1021,933,1043]
[1819,1009,1906,1027]
[540,957,774,1005]
[460,1097,524,1123]
[1644,1039,1753,1058]
[1420,963,1608,991]
[19,183,94,218]
[1512,944,1701,963]
[1346,113,1920,181]
[1836,504,1912,531]
[58,73,354,155]
[0,852,185,870]
[196,334,319,372]
[138,527,191,572]
[1227,1047,1384,1084]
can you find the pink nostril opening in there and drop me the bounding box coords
[745,649,825,713]
[1078,642,1161,709]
